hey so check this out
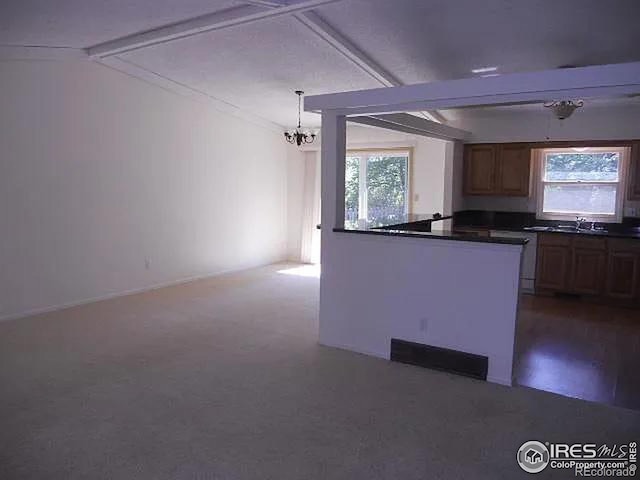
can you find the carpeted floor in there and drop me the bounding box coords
[0,263,638,479]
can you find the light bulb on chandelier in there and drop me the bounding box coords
[284,90,317,146]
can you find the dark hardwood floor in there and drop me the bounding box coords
[514,294,640,411]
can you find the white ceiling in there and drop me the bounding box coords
[0,1,245,47]
[315,0,640,83]
[2,0,640,128]
[119,15,380,127]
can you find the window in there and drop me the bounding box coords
[537,147,628,222]
[345,150,410,226]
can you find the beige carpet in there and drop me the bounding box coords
[0,263,638,479]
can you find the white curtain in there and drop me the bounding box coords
[300,151,321,264]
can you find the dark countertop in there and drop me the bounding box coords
[453,210,640,240]
[334,213,528,246]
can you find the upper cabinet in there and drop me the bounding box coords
[628,141,640,200]
[464,143,531,196]
[463,144,497,195]
[496,144,532,196]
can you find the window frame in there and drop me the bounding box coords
[345,148,413,221]
[535,146,629,222]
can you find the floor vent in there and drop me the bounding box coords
[390,339,488,381]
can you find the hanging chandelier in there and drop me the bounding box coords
[543,100,584,120]
[284,90,316,146]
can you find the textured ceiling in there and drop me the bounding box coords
[119,15,380,128]
[314,0,640,83]
[2,0,640,127]
[0,0,244,47]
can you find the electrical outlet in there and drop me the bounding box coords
[144,258,151,270]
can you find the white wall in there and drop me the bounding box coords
[0,59,290,320]
[451,105,640,215]
[450,105,640,144]
[346,125,449,215]
[320,234,522,385]
[285,125,451,262]
[286,146,306,260]
[320,114,522,386]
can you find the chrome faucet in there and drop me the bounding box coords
[575,216,587,230]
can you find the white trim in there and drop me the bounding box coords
[535,146,629,222]
[347,140,417,150]
[294,11,401,87]
[243,0,290,6]
[0,45,87,61]
[88,0,343,58]
[346,149,412,220]
[293,11,445,123]
[0,260,284,323]
[348,113,470,141]
[305,62,640,115]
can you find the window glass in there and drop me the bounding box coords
[544,152,619,182]
[345,156,360,225]
[344,151,409,226]
[537,147,626,221]
[366,155,408,222]
[543,184,617,215]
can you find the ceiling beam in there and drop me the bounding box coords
[349,113,470,141]
[0,45,87,61]
[294,11,402,88]
[305,62,640,116]
[243,0,290,6]
[87,0,343,58]
[292,10,447,124]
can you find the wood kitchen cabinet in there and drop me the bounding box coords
[569,237,607,295]
[536,233,640,305]
[628,142,640,200]
[536,245,570,291]
[536,234,571,291]
[463,143,531,196]
[606,240,640,300]
[496,144,532,196]
[464,144,497,195]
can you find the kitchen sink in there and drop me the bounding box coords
[523,226,608,234]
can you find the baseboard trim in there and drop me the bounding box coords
[0,259,285,323]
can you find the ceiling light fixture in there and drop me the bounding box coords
[284,90,316,147]
[543,100,584,120]
[472,66,498,74]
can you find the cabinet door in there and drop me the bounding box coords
[497,144,531,196]
[536,244,570,291]
[628,142,640,200]
[606,251,640,299]
[570,248,606,295]
[464,145,497,195]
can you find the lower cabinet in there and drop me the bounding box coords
[606,242,640,300]
[536,244,570,291]
[570,248,606,295]
[536,233,639,305]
